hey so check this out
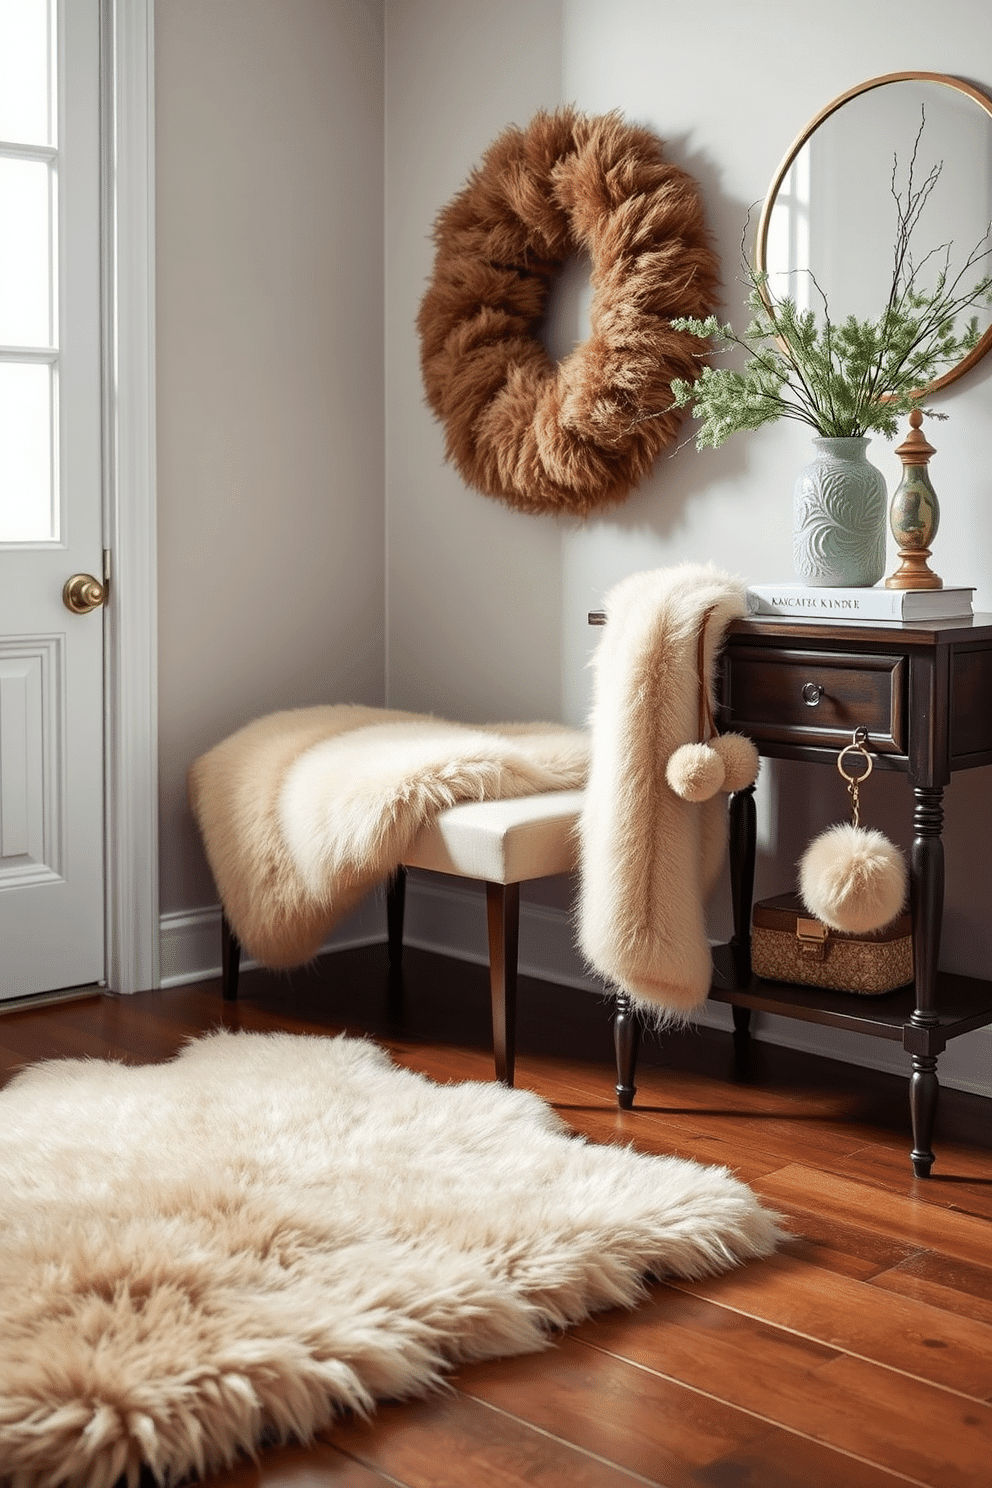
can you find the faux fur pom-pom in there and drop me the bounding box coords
[666,734,760,802]
[711,732,760,794]
[665,742,725,801]
[799,822,907,934]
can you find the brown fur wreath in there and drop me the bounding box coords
[417,107,720,517]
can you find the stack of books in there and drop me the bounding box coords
[745,583,975,622]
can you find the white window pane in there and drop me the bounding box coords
[0,361,57,542]
[0,0,55,146]
[0,155,53,346]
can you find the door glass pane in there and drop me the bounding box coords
[0,155,54,346]
[0,361,56,541]
[0,0,54,146]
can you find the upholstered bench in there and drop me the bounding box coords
[215,777,584,1088]
[390,789,584,1084]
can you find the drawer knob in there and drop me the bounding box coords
[802,682,824,706]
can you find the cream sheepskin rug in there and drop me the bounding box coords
[579,563,751,1017]
[0,1032,782,1487]
[188,706,589,968]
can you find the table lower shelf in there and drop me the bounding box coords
[709,943,992,1044]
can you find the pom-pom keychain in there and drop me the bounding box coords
[665,603,760,802]
[798,727,907,934]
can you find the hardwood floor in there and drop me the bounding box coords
[2,942,990,1487]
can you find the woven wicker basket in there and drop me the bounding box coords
[752,892,913,995]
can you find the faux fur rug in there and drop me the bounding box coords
[578,563,750,1016]
[188,706,589,968]
[0,1032,781,1488]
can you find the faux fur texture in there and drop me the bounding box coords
[0,1031,783,1488]
[578,563,751,1015]
[188,706,588,968]
[417,107,720,516]
[799,821,908,933]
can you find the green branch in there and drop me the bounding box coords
[665,121,992,450]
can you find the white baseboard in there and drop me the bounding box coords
[160,876,992,1100]
[399,873,601,992]
[158,896,386,988]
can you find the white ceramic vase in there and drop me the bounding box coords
[792,436,888,587]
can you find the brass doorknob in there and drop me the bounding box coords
[62,573,108,614]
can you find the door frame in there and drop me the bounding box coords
[101,0,159,994]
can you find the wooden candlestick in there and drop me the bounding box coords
[885,409,942,590]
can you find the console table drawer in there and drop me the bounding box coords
[725,647,907,753]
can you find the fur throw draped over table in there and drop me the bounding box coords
[578,563,758,1017]
[187,706,588,968]
[417,107,720,516]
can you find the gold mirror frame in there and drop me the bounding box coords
[755,71,992,397]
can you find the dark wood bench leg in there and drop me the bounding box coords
[221,912,241,1001]
[486,881,519,1087]
[614,990,641,1108]
[386,867,407,968]
[385,868,407,1022]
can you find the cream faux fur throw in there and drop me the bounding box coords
[578,563,751,1016]
[0,1031,782,1487]
[188,706,588,968]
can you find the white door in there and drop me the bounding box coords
[0,0,104,999]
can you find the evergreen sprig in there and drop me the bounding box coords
[668,131,992,449]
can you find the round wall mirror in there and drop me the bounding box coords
[756,72,992,396]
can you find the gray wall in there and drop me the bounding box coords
[156,0,385,914]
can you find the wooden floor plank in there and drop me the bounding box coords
[830,1142,992,1221]
[673,1252,992,1396]
[765,1199,920,1280]
[329,1391,663,1488]
[753,1166,992,1268]
[455,1332,772,1481]
[198,1438,401,1486]
[368,1039,784,1182]
[455,1332,907,1488]
[869,1251,992,1330]
[684,1426,920,1488]
[573,1289,991,1485]
[521,1065,880,1174]
[817,1355,992,1487]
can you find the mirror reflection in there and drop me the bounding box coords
[758,74,992,392]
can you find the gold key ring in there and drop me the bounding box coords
[837,736,874,786]
[837,728,872,828]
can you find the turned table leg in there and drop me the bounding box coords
[728,782,756,1042]
[906,785,946,1178]
[732,1005,752,1039]
[614,990,641,1109]
[729,783,756,990]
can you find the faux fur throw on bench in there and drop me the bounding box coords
[188,706,589,968]
[578,563,753,1018]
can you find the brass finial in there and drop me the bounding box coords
[884,409,942,590]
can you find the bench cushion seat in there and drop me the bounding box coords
[402,790,584,884]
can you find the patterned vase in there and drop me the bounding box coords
[792,436,888,587]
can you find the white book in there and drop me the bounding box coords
[746,583,975,622]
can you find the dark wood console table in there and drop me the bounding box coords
[592,610,992,1176]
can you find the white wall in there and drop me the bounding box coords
[384,0,566,723]
[156,0,386,917]
[385,0,992,1092]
